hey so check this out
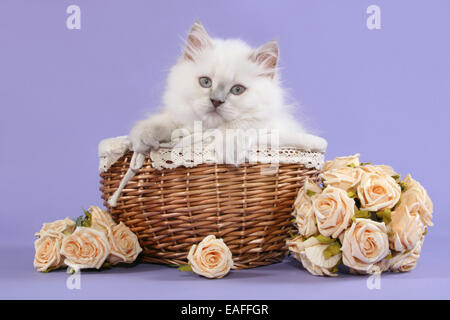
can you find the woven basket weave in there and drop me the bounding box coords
[99,151,320,269]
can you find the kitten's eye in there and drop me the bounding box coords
[230,85,246,95]
[199,77,212,88]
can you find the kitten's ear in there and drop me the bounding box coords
[183,21,212,62]
[250,40,279,78]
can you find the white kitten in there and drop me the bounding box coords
[129,21,326,158]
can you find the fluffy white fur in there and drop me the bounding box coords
[129,21,327,156]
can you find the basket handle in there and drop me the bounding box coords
[107,152,145,207]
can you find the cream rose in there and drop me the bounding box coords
[108,222,143,265]
[357,172,401,211]
[288,236,341,277]
[60,227,110,271]
[374,165,397,177]
[320,166,363,191]
[322,154,360,172]
[389,237,424,272]
[35,217,75,239]
[341,219,390,273]
[89,206,116,235]
[292,179,322,237]
[34,232,65,272]
[359,164,397,177]
[389,203,425,252]
[312,186,354,238]
[187,235,233,279]
[400,174,433,226]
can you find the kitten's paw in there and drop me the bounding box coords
[129,122,160,153]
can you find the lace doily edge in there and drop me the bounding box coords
[98,136,325,172]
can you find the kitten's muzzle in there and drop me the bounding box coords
[210,98,224,108]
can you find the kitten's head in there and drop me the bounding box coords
[163,21,285,128]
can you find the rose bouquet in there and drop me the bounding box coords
[34,206,142,272]
[288,154,433,276]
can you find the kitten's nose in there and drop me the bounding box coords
[210,99,224,108]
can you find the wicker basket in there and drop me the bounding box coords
[99,151,320,269]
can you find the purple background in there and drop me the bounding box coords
[1,0,449,299]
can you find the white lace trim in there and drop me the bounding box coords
[98,136,325,172]
[98,136,131,172]
[150,145,324,170]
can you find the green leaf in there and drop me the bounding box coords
[376,208,392,224]
[289,228,296,239]
[385,254,393,260]
[347,191,357,198]
[102,262,112,269]
[75,209,92,229]
[332,258,343,273]
[399,181,408,192]
[354,209,371,219]
[306,190,316,197]
[423,228,428,236]
[360,162,372,166]
[178,264,192,272]
[382,213,391,224]
[323,242,341,260]
[82,208,92,227]
[347,163,357,168]
[392,174,401,181]
[370,211,379,221]
[315,234,335,244]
